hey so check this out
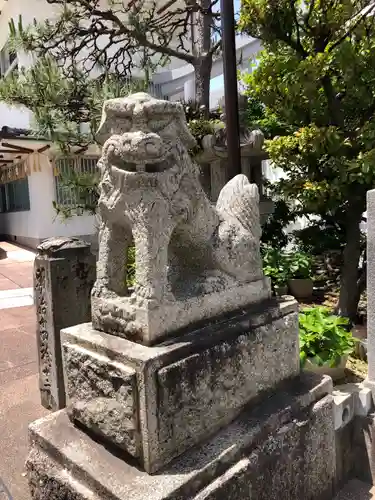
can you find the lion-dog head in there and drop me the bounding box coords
[96,93,197,180]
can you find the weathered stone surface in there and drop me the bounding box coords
[35,264,53,409]
[332,412,375,491]
[69,398,138,453]
[62,298,300,473]
[91,277,271,346]
[334,480,375,500]
[366,189,375,397]
[334,413,375,489]
[92,92,270,345]
[63,341,139,457]
[26,373,335,500]
[195,395,335,500]
[351,413,375,484]
[303,394,337,499]
[335,418,356,490]
[35,237,96,410]
[156,312,300,467]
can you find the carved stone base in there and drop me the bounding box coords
[92,277,271,345]
[26,373,336,500]
[62,297,299,473]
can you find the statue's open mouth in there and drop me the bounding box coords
[111,153,175,173]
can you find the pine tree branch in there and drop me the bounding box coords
[42,0,197,64]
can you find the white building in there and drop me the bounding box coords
[0,0,261,249]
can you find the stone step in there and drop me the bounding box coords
[334,480,375,499]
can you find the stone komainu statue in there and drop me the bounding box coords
[91,93,268,345]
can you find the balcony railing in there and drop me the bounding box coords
[54,155,99,211]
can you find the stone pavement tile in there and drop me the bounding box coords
[9,276,33,289]
[0,263,34,290]
[0,266,33,278]
[0,295,33,311]
[0,262,33,273]
[0,289,33,299]
[0,277,20,292]
[0,306,36,331]
[0,310,27,330]
[0,262,34,270]
[0,275,33,290]
[0,327,36,372]
[0,242,26,251]
[0,361,37,387]
[0,241,35,260]
[0,291,34,311]
[0,242,13,251]
[0,242,22,253]
[0,373,48,500]
[4,250,35,263]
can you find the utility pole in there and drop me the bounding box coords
[220,0,241,178]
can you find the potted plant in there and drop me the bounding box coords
[286,251,313,299]
[269,269,288,296]
[299,307,356,381]
[262,247,288,296]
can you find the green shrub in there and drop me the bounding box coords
[286,251,312,279]
[262,246,289,288]
[188,118,216,154]
[262,247,313,289]
[261,198,295,249]
[187,118,224,155]
[299,307,356,368]
[126,246,136,288]
[180,99,224,155]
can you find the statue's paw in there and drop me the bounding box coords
[91,283,119,299]
[133,284,174,304]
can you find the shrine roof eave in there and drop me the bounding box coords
[0,126,51,169]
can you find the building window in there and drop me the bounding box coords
[0,43,18,78]
[54,156,98,212]
[0,178,30,213]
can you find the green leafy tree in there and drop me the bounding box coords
[240,0,375,319]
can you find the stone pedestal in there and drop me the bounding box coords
[26,371,335,500]
[34,237,96,410]
[26,298,337,500]
[64,297,299,473]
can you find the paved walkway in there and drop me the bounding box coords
[0,243,48,500]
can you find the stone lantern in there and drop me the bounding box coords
[195,94,274,223]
